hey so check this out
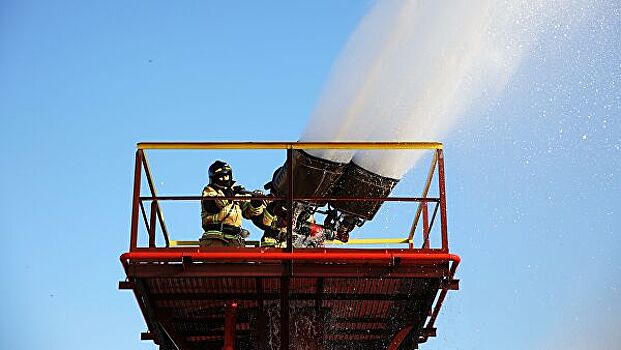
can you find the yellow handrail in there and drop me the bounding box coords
[137,141,442,150]
[169,238,412,247]
[325,238,412,245]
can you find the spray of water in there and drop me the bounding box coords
[301,0,537,178]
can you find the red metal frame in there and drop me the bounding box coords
[121,251,460,265]
[128,145,448,251]
[129,149,143,250]
[121,142,459,349]
[223,302,238,350]
[388,325,414,350]
[437,149,449,252]
[422,202,430,249]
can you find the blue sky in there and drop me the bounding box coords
[1,1,619,349]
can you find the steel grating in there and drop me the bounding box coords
[124,256,449,350]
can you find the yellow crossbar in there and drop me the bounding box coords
[169,238,411,247]
[325,238,411,245]
[169,240,201,247]
[137,142,442,150]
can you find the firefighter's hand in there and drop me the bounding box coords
[222,187,235,197]
[232,185,247,195]
[273,204,288,218]
[251,189,265,207]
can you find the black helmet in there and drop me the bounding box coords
[208,160,234,188]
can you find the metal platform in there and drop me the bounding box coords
[121,248,459,350]
[119,142,460,350]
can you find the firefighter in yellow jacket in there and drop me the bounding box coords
[251,199,286,247]
[200,160,265,247]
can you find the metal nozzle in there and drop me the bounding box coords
[330,162,399,220]
[270,149,347,205]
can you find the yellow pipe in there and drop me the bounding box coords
[138,142,287,150]
[169,240,198,247]
[170,238,411,247]
[137,141,442,150]
[291,142,442,150]
[325,238,412,245]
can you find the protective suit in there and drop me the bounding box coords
[200,161,265,247]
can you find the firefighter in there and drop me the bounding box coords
[254,202,326,248]
[251,199,286,247]
[250,180,286,247]
[252,181,323,248]
[200,160,265,247]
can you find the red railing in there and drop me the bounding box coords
[122,141,458,347]
[127,141,450,252]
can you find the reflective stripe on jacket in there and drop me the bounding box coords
[201,185,265,230]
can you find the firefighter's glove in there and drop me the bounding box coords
[232,185,247,195]
[250,189,265,207]
[223,187,235,198]
[273,203,288,218]
[240,228,250,239]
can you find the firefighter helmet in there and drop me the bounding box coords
[208,160,234,188]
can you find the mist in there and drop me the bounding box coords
[301,0,540,178]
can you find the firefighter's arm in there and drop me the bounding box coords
[202,187,230,208]
[241,190,266,218]
[261,209,275,227]
[202,211,218,228]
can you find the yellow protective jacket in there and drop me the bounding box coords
[201,185,265,231]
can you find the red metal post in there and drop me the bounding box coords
[314,277,325,347]
[437,149,449,252]
[148,201,157,248]
[408,152,438,248]
[286,146,294,252]
[140,154,171,247]
[223,301,238,350]
[255,278,269,349]
[420,258,460,343]
[280,274,290,350]
[130,150,144,251]
[282,146,293,350]
[388,325,413,350]
[422,202,430,249]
